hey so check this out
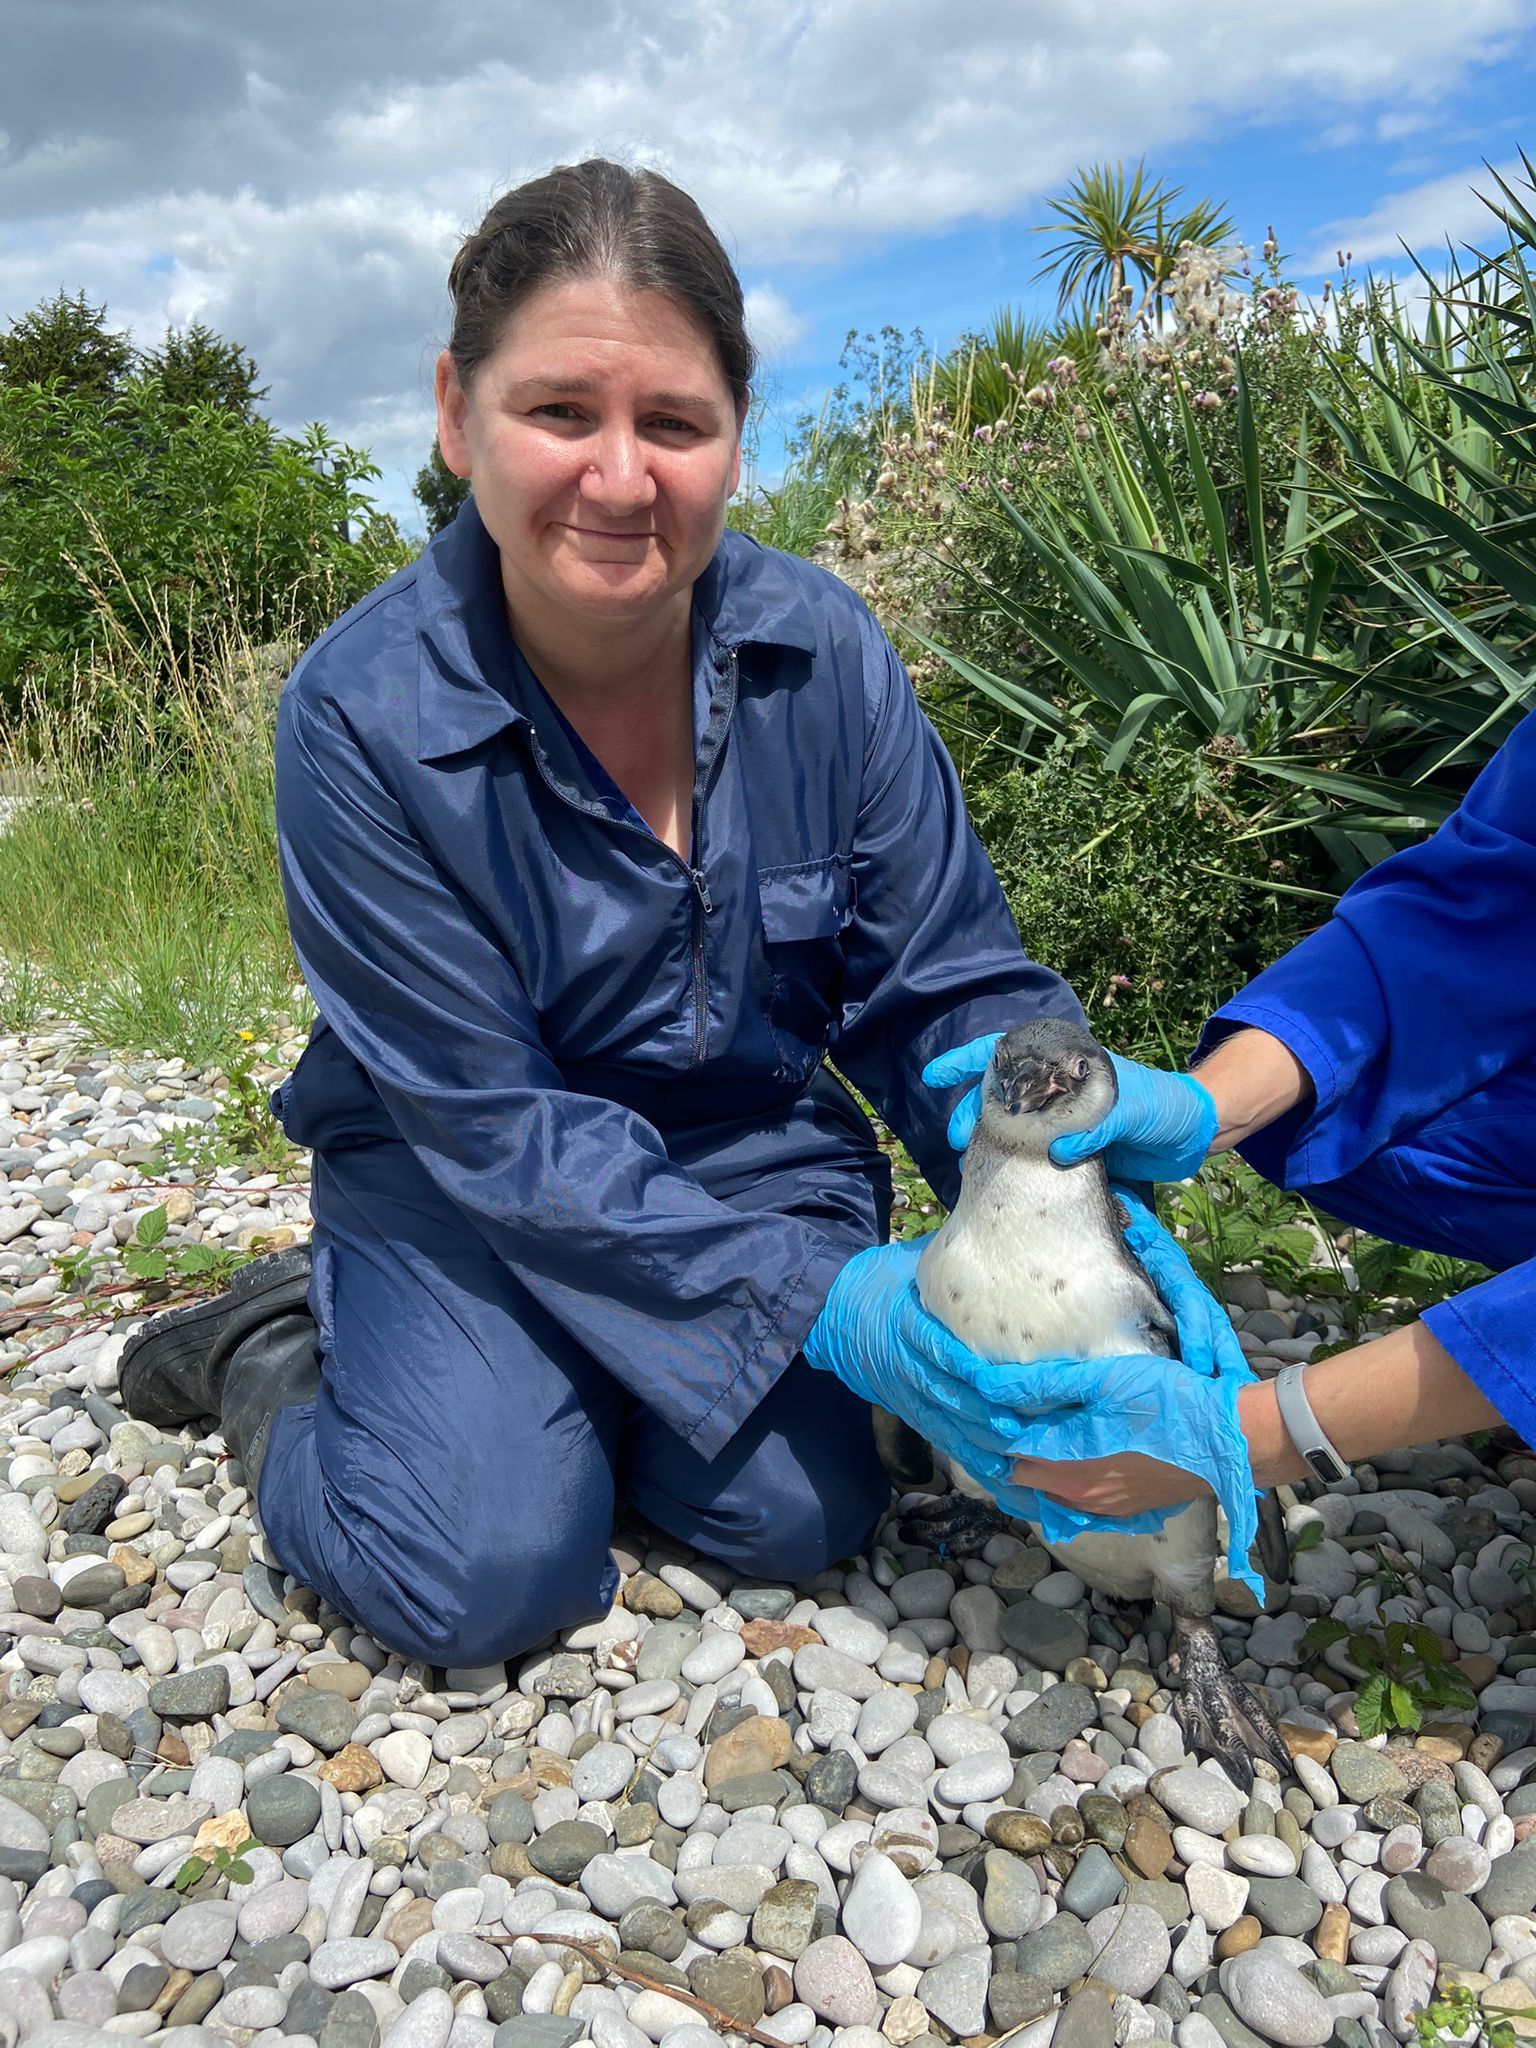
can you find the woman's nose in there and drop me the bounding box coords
[579,426,657,509]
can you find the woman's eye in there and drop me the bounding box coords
[532,403,582,421]
[651,417,698,435]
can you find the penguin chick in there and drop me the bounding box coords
[905,1016,1288,1789]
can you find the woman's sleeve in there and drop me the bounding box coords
[830,618,1084,1207]
[1423,1265,1536,1454]
[276,685,848,1459]
[1194,707,1536,1190]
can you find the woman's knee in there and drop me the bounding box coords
[703,1454,889,1583]
[327,1523,617,1670]
[260,1410,618,1668]
[397,1533,619,1668]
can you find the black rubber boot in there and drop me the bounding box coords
[219,1310,324,1489]
[119,1245,315,1430]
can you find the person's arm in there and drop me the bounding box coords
[276,678,847,1461]
[1237,1323,1501,1490]
[1191,1025,1314,1155]
[1011,1321,1502,1516]
[830,614,1083,1205]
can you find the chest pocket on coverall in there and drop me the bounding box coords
[757,856,853,1083]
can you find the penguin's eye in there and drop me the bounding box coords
[1070,1057,1089,1081]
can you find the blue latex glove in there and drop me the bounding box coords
[934,1189,1261,1595]
[921,1031,1004,1151]
[802,1239,1026,1503]
[1048,1052,1216,1181]
[921,1036,1216,1182]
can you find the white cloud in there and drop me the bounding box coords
[1299,156,1527,270]
[744,285,809,363]
[4,0,1534,522]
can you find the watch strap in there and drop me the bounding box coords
[1274,1362,1350,1486]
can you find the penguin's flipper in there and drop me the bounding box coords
[897,1490,1006,1559]
[1255,1488,1291,1588]
[1170,1613,1290,1791]
[870,1409,938,1489]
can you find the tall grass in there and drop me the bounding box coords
[0,619,306,1061]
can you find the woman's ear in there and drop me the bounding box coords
[726,389,749,500]
[434,351,473,478]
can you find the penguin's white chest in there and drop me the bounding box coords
[914,1143,1214,1608]
[916,1154,1149,1363]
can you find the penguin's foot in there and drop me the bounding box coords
[897,1491,1006,1560]
[1169,1613,1290,1792]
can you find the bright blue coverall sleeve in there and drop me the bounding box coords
[1196,707,1536,1437]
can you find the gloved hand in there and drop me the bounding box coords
[921,1032,1004,1151]
[920,1037,1217,1183]
[1047,1053,1217,1182]
[938,1189,1261,1594]
[802,1238,1025,1503]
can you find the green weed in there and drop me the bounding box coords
[0,620,308,1063]
[1302,1617,1475,1737]
[139,1042,303,1181]
[174,1835,260,1894]
[1414,1977,1536,2046]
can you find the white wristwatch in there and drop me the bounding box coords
[1274,1362,1351,1485]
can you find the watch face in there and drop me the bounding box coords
[1305,1445,1347,1484]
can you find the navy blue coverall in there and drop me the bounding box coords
[266,502,1079,1667]
[1199,707,1536,1446]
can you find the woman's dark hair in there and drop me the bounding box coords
[447,160,755,411]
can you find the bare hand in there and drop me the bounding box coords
[1008,1451,1211,1518]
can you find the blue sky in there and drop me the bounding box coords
[744,44,1536,486]
[4,1,1535,530]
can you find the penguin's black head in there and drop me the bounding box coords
[982,1018,1116,1144]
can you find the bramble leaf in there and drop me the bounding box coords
[1300,1616,1347,1652]
[135,1204,169,1247]
[1388,1681,1420,1731]
[1354,1672,1389,1740]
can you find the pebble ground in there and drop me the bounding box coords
[3,1023,1536,2048]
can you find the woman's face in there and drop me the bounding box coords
[435,275,744,635]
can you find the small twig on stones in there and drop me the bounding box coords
[618,1697,684,1808]
[495,1933,786,2048]
[0,1281,209,1366]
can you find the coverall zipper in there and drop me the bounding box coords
[522,641,738,1067]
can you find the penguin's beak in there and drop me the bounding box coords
[1003,1058,1090,1114]
[1005,1068,1072,1114]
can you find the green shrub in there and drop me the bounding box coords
[0,379,409,709]
[967,733,1308,1059]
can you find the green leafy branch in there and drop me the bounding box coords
[119,1203,252,1288]
[1303,1617,1475,1738]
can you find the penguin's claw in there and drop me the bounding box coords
[896,1492,1006,1560]
[1170,1617,1290,1792]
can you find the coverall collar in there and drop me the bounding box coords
[415,499,819,764]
